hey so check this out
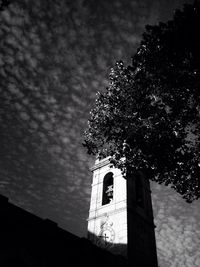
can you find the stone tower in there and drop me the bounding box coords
[87,157,158,267]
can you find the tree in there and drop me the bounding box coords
[0,0,10,11]
[83,2,200,203]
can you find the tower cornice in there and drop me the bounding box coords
[90,157,111,172]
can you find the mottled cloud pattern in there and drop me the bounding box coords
[0,0,199,266]
[152,183,200,267]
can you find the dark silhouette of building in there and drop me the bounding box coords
[0,194,127,267]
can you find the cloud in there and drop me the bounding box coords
[152,182,200,267]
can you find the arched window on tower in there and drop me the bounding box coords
[135,174,144,208]
[102,172,114,205]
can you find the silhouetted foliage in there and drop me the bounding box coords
[84,2,200,203]
[0,0,10,11]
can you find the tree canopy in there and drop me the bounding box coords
[83,2,200,203]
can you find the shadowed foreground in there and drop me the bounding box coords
[0,194,127,267]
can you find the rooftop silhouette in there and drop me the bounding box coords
[0,194,127,267]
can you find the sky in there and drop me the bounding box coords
[0,1,199,267]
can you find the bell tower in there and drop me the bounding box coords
[87,157,158,267]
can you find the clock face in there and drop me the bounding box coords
[97,227,115,248]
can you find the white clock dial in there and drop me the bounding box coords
[97,227,115,248]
